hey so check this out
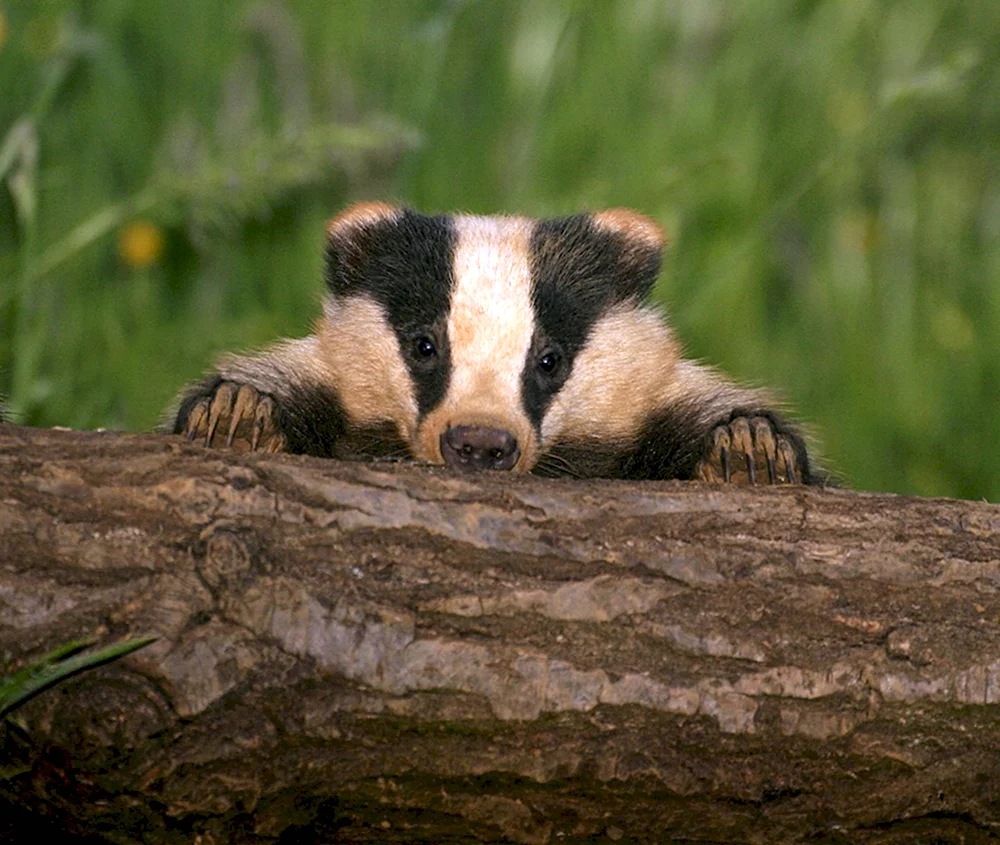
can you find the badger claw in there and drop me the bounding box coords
[228,385,260,447]
[205,382,236,447]
[776,437,799,484]
[696,415,803,485]
[184,399,210,442]
[177,381,286,453]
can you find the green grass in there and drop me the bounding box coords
[2,0,998,499]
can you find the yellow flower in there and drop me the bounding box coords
[118,220,165,269]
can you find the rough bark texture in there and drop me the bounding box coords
[2,424,1000,844]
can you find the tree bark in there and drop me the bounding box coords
[2,424,1000,844]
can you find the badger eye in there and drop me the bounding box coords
[413,335,437,359]
[538,350,560,374]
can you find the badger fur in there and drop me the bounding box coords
[171,203,816,484]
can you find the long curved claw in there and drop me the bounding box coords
[251,396,279,452]
[205,383,237,447]
[697,426,733,482]
[184,398,210,441]
[729,417,755,485]
[227,385,260,447]
[750,416,778,484]
[776,437,799,484]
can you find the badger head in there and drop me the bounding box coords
[318,202,676,473]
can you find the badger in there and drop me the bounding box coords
[171,203,817,485]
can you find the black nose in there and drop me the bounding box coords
[440,425,520,472]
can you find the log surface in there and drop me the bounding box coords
[2,424,1000,844]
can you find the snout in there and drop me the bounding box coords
[440,425,520,471]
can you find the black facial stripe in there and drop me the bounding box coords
[522,214,660,430]
[325,209,456,418]
[520,331,568,433]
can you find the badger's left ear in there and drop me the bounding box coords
[591,208,667,301]
[324,201,403,296]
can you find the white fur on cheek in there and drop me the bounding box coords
[416,216,539,468]
[315,296,419,439]
[541,304,682,445]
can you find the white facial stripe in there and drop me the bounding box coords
[414,215,539,467]
[446,215,536,421]
[541,304,682,445]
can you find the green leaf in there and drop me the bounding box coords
[0,635,158,718]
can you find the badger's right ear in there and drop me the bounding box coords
[324,202,403,296]
[591,208,667,301]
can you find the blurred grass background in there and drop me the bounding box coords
[1,0,997,499]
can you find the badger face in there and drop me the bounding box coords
[320,203,672,473]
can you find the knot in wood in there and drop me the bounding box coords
[197,523,253,589]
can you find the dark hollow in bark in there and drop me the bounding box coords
[2,424,1000,844]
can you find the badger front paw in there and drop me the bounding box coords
[176,381,287,453]
[695,415,806,485]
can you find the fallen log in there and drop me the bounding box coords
[2,424,999,844]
